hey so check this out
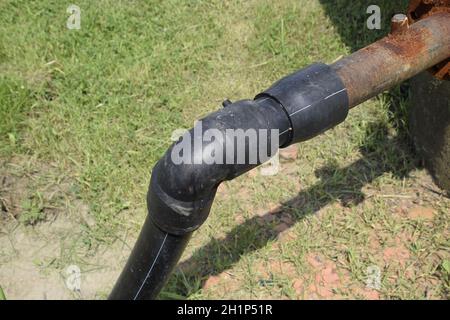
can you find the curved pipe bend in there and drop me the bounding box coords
[149,97,291,235]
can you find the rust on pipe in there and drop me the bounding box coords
[407,0,450,80]
[331,12,450,108]
[407,0,450,22]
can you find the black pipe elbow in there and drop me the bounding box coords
[110,62,350,300]
[149,98,291,235]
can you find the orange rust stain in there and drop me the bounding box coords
[408,0,450,23]
[431,59,450,80]
[378,27,429,59]
[407,1,450,80]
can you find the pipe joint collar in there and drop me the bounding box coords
[256,63,349,144]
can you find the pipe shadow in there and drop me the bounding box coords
[164,121,417,297]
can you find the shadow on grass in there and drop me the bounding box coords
[163,0,417,298]
[318,0,409,51]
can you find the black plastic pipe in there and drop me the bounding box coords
[110,216,191,300]
[109,63,348,299]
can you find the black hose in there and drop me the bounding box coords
[109,217,191,300]
[110,63,349,299]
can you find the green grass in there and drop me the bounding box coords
[0,77,35,154]
[1,0,449,299]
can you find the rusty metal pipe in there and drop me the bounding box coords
[331,12,450,108]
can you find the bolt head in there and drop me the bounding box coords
[392,13,408,23]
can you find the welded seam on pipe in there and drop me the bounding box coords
[133,232,168,300]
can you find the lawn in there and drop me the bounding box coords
[0,0,448,299]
